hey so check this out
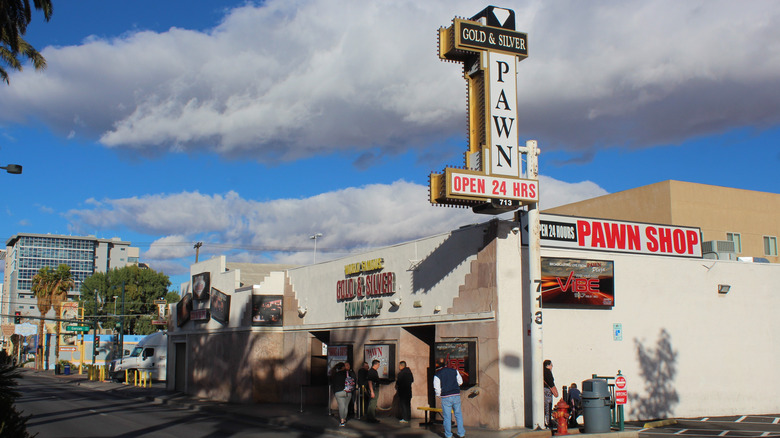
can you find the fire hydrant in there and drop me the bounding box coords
[553,398,570,435]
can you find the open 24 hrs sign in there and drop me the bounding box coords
[429,7,538,213]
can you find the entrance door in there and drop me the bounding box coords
[174,342,186,392]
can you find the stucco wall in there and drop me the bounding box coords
[539,247,780,420]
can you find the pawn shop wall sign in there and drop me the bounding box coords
[429,6,538,214]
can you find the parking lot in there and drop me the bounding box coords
[635,415,780,438]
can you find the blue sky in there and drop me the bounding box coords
[2,0,778,289]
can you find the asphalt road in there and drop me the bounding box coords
[637,415,780,438]
[17,373,341,438]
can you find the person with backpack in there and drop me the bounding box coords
[331,363,351,426]
[344,362,357,419]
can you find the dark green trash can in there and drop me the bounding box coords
[582,378,611,433]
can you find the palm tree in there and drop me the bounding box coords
[31,264,74,368]
[0,0,53,84]
[31,266,54,369]
[49,265,74,363]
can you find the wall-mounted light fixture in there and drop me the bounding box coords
[389,298,402,307]
[434,305,442,313]
[297,306,308,317]
[413,300,422,308]
[717,284,731,294]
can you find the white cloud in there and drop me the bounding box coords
[2,0,777,162]
[66,177,606,270]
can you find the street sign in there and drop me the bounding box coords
[615,375,627,405]
[66,325,91,332]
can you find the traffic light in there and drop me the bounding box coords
[14,311,21,324]
[95,336,100,348]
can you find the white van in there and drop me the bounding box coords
[110,332,167,382]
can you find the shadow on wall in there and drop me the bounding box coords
[630,329,679,420]
[412,223,488,295]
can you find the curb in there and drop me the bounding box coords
[642,419,677,429]
[509,430,552,438]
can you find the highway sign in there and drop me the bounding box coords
[66,325,91,332]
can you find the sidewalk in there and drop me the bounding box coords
[21,368,637,438]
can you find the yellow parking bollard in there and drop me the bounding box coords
[123,369,129,385]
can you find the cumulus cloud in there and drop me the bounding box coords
[65,178,606,269]
[1,0,777,163]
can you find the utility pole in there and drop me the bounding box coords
[194,242,203,263]
[520,140,545,429]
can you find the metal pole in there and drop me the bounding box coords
[522,140,545,429]
[120,282,125,360]
[309,233,322,264]
[91,289,97,368]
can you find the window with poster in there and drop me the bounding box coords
[434,341,477,387]
[326,345,354,375]
[364,344,396,382]
[251,295,283,326]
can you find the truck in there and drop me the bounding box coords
[110,331,167,382]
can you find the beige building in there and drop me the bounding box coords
[544,180,779,263]
[169,217,780,427]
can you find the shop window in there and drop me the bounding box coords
[764,236,778,257]
[726,232,742,253]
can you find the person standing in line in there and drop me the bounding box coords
[357,361,369,416]
[365,359,381,423]
[543,359,559,429]
[567,382,582,426]
[330,363,350,427]
[344,362,357,418]
[434,357,465,438]
[395,360,414,423]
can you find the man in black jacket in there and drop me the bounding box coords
[365,360,381,423]
[395,361,414,423]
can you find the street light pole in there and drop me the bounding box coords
[1,164,22,174]
[91,289,98,368]
[120,282,125,359]
[309,233,323,264]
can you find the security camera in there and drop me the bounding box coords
[511,227,520,234]
[297,306,307,317]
